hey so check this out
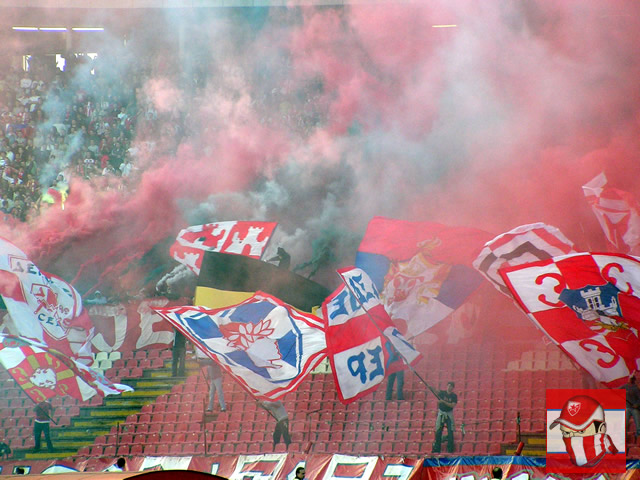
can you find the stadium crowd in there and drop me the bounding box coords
[0,56,165,223]
[0,47,328,226]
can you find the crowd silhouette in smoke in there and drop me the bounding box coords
[0,57,163,223]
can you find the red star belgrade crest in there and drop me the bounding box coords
[567,401,581,416]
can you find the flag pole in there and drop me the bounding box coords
[338,276,441,401]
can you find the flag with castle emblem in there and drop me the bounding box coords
[153,292,327,401]
[170,221,277,275]
[500,252,640,387]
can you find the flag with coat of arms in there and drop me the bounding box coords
[0,238,93,360]
[322,266,421,404]
[355,216,491,338]
[152,292,327,401]
[0,334,132,403]
[500,252,640,387]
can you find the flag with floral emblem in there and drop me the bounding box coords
[153,292,326,401]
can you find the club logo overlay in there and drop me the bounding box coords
[547,389,626,473]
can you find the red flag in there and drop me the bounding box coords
[0,238,93,359]
[322,267,421,403]
[500,252,640,387]
[0,335,132,403]
[170,221,277,275]
[583,173,640,254]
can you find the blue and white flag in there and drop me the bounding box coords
[153,292,327,400]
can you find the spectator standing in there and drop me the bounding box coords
[295,466,306,479]
[624,373,640,440]
[33,400,54,452]
[260,400,291,449]
[172,330,187,377]
[0,439,11,459]
[386,370,405,401]
[196,348,226,412]
[432,381,457,454]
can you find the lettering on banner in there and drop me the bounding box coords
[9,256,38,276]
[381,464,414,480]
[89,304,128,352]
[324,458,377,480]
[348,345,384,384]
[136,298,174,349]
[328,288,361,323]
[210,463,219,475]
[232,459,282,480]
[344,272,377,308]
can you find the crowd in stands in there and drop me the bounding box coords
[0,57,161,222]
[0,49,328,226]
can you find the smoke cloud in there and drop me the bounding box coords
[1,0,639,299]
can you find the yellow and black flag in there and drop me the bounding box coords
[195,251,330,312]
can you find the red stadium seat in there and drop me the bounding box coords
[130,444,144,456]
[460,443,474,455]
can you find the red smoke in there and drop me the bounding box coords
[1,0,639,299]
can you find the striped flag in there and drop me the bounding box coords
[323,267,421,403]
[195,251,330,312]
[473,223,577,295]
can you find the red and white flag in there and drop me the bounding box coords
[170,221,277,275]
[583,173,640,254]
[500,252,640,387]
[473,223,577,296]
[0,238,93,359]
[322,267,421,403]
[0,334,132,403]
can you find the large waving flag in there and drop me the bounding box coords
[170,221,278,275]
[500,252,640,387]
[0,335,132,403]
[195,251,330,312]
[473,223,577,296]
[583,173,640,254]
[355,217,491,337]
[153,292,326,401]
[323,267,421,404]
[0,238,93,359]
